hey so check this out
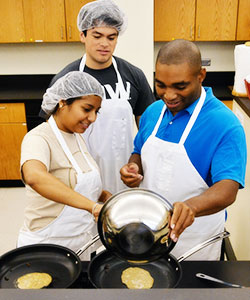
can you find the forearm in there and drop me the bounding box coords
[23,162,95,213]
[170,179,239,242]
[184,179,239,217]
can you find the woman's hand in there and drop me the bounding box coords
[120,162,143,187]
[169,202,196,242]
[92,203,103,222]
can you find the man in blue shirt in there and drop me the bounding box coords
[120,39,247,260]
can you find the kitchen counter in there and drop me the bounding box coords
[233,95,250,118]
[0,73,240,133]
[0,261,249,300]
[0,75,53,101]
[1,72,234,102]
[0,287,249,300]
[1,72,244,110]
[0,75,54,134]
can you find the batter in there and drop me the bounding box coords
[121,267,154,289]
[16,272,52,289]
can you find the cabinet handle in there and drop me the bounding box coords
[68,26,72,39]
[0,106,7,110]
[198,25,201,38]
[61,26,64,40]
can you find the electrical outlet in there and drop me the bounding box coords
[201,58,211,66]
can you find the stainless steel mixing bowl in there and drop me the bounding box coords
[97,188,175,262]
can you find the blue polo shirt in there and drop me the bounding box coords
[134,87,247,188]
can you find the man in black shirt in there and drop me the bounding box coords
[40,0,155,194]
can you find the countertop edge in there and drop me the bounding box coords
[233,96,250,118]
[0,288,249,300]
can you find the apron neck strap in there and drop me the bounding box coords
[48,116,92,175]
[79,55,86,72]
[179,87,206,145]
[152,104,167,135]
[151,87,206,144]
[111,57,129,99]
[74,134,95,170]
[79,55,128,100]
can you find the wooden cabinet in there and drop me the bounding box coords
[64,0,94,42]
[236,0,250,41]
[222,100,233,110]
[196,0,238,41]
[0,103,27,180]
[154,0,238,42]
[0,0,94,43]
[23,0,66,42]
[0,1,25,43]
[154,0,195,41]
[0,0,66,43]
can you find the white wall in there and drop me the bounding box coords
[155,41,243,72]
[0,0,243,83]
[0,41,240,77]
[0,0,154,87]
[227,101,250,260]
[0,0,244,83]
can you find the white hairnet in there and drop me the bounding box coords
[77,0,127,34]
[42,71,104,115]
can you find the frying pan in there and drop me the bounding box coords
[88,231,230,289]
[0,231,229,289]
[0,244,81,289]
[77,188,175,262]
[88,250,182,288]
[0,188,170,289]
[0,188,172,289]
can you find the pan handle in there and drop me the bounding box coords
[196,273,244,288]
[75,234,100,257]
[177,230,230,262]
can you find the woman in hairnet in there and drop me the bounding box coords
[18,71,111,260]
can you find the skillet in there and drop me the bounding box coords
[88,231,230,288]
[88,250,182,288]
[0,244,81,288]
[0,231,229,289]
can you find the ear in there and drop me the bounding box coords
[199,68,206,84]
[59,100,66,108]
[80,32,86,44]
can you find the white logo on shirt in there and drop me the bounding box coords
[104,82,131,100]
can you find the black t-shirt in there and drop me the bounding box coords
[40,56,155,118]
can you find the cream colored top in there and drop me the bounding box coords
[20,121,99,232]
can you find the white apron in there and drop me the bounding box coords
[80,55,133,194]
[141,87,225,260]
[18,116,103,260]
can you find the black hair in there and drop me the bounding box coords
[157,39,202,75]
[95,15,122,28]
[82,15,122,36]
[48,96,82,119]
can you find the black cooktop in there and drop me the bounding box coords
[70,261,250,289]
